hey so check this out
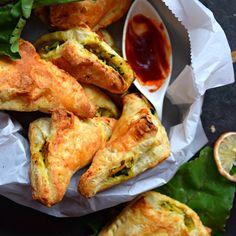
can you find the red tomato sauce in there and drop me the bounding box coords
[125,14,171,92]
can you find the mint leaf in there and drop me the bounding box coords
[157,147,236,235]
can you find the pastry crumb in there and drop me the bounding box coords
[210,125,216,133]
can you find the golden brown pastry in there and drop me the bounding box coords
[35,27,135,94]
[78,93,170,198]
[94,0,132,31]
[99,191,211,236]
[96,29,119,53]
[0,40,95,118]
[50,0,131,30]
[82,84,120,118]
[29,110,116,207]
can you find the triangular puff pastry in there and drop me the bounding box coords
[0,40,95,118]
[50,0,116,30]
[29,110,116,207]
[78,93,170,198]
[35,27,136,94]
[93,0,132,31]
[49,0,132,31]
[99,191,211,236]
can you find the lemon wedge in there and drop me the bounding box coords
[214,132,236,182]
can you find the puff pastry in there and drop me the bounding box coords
[96,29,119,52]
[99,191,211,236]
[78,93,170,198]
[35,27,136,94]
[82,84,120,118]
[29,110,116,207]
[50,0,131,30]
[94,0,132,31]
[0,40,95,118]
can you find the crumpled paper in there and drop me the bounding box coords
[0,0,234,217]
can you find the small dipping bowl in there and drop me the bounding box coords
[122,0,172,119]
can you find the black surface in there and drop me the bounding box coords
[200,1,236,235]
[0,0,236,235]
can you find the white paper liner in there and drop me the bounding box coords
[0,0,234,217]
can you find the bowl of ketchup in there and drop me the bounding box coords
[122,0,172,118]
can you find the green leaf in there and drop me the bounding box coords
[10,17,26,53]
[0,4,19,25]
[0,0,80,60]
[230,165,236,175]
[21,0,34,18]
[0,0,15,5]
[0,1,28,60]
[33,0,80,8]
[0,43,20,60]
[43,40,61,52]
[10,1,22,18]
[157,147,236,235]
[0,28,13,43]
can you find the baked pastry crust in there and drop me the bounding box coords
[99,191,211,236]
[78,93,170,198]
[29,110,116,207]
[94,0,132,31]
[82,84,120,118]
[50,0,131,30]
[35,27,135,94]
[0,40,95,118]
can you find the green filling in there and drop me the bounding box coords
[96,107,114,118]
[160,201,195,232]
[39,140,49,167]
[84,44,125,76]
[184,215,195,231]
[111,159,134,178]
[112,167,129,177]
[159,201,183,214]
[44,40,61,53]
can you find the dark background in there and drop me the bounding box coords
[0,0,236,235]
[200,0,236,235]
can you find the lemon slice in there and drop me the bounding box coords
[214,132,236,182]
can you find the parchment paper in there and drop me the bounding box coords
[0,0,234,217]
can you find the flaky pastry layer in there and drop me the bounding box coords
[78,93,170,198]
[29,110,116,207]
[35,27,136,94]
[99,191,211,236]
[50,0,131,30]
[0,40,95,118]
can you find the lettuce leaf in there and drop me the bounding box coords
[0,0,81,60]
[157,147,236,236]
[0,1,28,59]
[33,0,79,7]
